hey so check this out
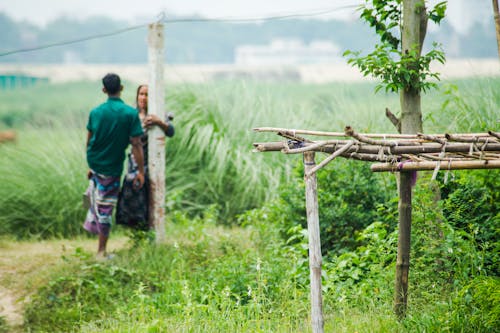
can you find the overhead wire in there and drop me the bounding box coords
[0,5,359,57]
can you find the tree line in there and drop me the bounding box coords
[0,11,496,64]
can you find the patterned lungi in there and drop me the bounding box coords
[83,172,121,237]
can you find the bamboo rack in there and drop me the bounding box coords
[253,126,500,175]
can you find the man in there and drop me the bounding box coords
[84,73,145,259]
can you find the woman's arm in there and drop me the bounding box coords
[144,115,175,137]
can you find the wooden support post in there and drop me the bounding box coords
[303,152,324,333]
[394,171,412,318]
[148,23,166,243]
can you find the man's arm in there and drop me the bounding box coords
[86,131,92,179]
[130,136,145,189]
[86,131,92,148]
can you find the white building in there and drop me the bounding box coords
[235,39,341,65]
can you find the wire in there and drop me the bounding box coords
[0,24,148,57]
[0,5,359,57]
[160,5,358,23]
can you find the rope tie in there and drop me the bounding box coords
[439,141,447,158]
[431,160,441,181]
[444,159,452,184]
[377,146,385,160]
[479,138,489,160]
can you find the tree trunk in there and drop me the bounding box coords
[493,0,500,59]
[394,171,412,318]
[394,0,426,318]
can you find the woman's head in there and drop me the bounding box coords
[136,85,148,111]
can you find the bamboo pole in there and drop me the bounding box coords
[148,22,166,243]
[489,131,500,139]
[445,133,499,143]
[371,160,500,172]
[305,141,356,177]
[253,127,492,139]
[303,152,324,333]
[253,141,500,155]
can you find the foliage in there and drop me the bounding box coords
[0,316,8,333]
[344,0,447,93]
[269,158,397,254]
[163,87,285,222]
[0,126,87,238]
[440,170,500,275]
[433,78,500,132]
[450,276,500,332]
[323,221,398,305]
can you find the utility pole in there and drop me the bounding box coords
[147,22,166,243]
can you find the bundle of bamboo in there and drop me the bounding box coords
[253,126,500,175]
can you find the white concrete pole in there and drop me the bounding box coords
[147,23,166,243]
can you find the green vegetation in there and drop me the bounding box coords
[0,77,498,331]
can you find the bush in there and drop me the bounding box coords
[450,276,500,332]
[273,158,397,254]
[440,170,500,275]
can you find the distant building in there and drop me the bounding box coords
[235,39,341,65]
[0,74,48,89]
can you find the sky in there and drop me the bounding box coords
[0,0,493,34]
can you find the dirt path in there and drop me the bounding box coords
[0,237,128,331]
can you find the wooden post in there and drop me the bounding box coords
[303,152,324,333]
[147,23,166,243]
[394,171,412,318]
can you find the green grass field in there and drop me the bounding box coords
[0,77,498,332]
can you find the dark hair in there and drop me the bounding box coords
[136,84,147,105]
[102,73,121,95]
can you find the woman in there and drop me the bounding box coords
[115,84,174,231]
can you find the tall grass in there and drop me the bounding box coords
[0,121,87,238]
[423,77,500,133]
[1,77,498,237]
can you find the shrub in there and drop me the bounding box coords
[440,170,500,275]
[273,158,397,254]
[450,276,500,332]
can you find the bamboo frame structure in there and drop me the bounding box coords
[253,125,500,325]
[254,126,500,176]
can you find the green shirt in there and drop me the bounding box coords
[86,97,143,176]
